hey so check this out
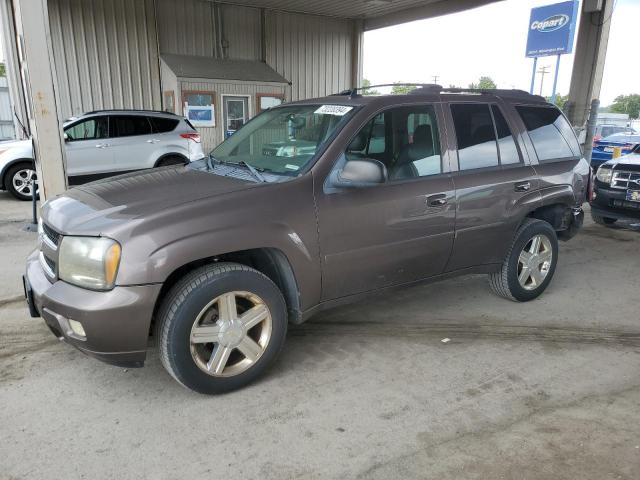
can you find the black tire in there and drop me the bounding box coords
[489,219,559,302]
[156,262,287,394]
[5,162,37,201]
[591,213,617,226]
[156,155,187,167]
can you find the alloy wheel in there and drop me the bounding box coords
[517,234,553,291]
[189,291,272,377]
[12,168,37,198]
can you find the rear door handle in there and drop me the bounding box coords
[514,181,531,192]
[95,143,109,148]
[427,194,447,207]
[146,139,160,144]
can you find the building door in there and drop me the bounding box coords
[223,96,250,139]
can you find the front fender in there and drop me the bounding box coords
[113,175,322,310]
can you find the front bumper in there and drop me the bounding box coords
[591,184,640,222]
[24,249,162,368]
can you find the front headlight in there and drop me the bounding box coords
[58,237,121,290]
[595,166,612,184]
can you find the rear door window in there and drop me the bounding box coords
[516,106,581,160]
[110,115,152,138]
[451,104,499,171]
[150,117,179,133]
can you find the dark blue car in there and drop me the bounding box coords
[591,133,640,169]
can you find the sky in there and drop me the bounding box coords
[363,0,639,106]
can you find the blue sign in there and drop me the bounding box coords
[525,1,578,58]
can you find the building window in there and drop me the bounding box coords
[257,94,284,113]
[182,90,216,127]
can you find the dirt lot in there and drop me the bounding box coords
[1,191,639,479]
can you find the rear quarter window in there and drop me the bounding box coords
[516,106,580,161]
[150,117,180,133]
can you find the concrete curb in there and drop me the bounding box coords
[0,295,23,308]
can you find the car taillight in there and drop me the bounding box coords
[180,133,201,143]
[622,143,634,151]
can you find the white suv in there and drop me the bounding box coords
[0,110,205,200]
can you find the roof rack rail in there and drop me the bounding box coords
[332,83,443,97]
[84,109,179,116]
[416,87,543,100]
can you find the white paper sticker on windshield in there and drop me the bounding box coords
[314,105,353,116]
[285,164,300,171]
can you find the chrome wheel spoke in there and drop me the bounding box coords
[518,265,531,285]
[538,249,552,264]
[237,336,262,362]
[190,324,222,344]
[239,304,268,330]
[218,293,238,321]
[529,235,542,254]
[519,250,533,264]
[529,267,543,286]
[207,344,232,374]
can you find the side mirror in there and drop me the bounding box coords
[63,133,69,142]
[329,159,387,188]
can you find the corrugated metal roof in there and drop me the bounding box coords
[162,54,290,83]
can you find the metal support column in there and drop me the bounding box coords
[565,0,614,130]
[551,54,561,105]
[11,0,68,201]
[529,57,538,95]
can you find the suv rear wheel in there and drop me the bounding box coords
[5,162,37,201]
[156,263,287,394]
[489,219,558,302]
[156,155,186,167]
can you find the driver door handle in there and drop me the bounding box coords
[514,181,531,192]
[95,143,110,148]
[427,194,447,207]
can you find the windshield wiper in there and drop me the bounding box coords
[237,160,266,183]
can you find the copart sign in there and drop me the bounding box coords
[525,1,578,58]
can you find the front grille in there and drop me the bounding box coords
[39,251,56,278]
[42,223,61,247]
[611,170,640,190]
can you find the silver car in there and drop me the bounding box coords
[0,110,204,200]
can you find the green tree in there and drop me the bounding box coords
[546,93,569,111]
[391,82,416,94]
[469,76,497,90]
[361,78,379,96]
[0,63,6,77]
[609,94,640,119]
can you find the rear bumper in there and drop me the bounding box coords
[24,249,162,368]
[558,206,584,241]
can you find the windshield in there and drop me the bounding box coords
[209,104,355,175]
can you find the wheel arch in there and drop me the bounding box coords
[153,152,189,168]
[150,247,303,338]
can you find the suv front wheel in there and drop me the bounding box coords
[489,219,558,302]
[156,263,287,394]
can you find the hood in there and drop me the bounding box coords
[604,152,640,168]
[42,166,255,235]
[0,138,31,151]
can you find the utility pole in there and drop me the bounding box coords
[537,66,549,96]
[431,75,439,85]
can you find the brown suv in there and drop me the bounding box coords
[24,86,589,393]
